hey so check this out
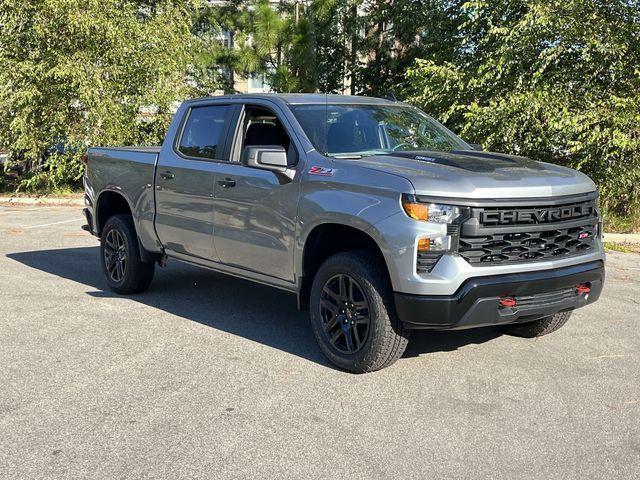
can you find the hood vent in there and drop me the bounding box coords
[385,150,544,173]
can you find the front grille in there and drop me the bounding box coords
[477,200,595,226]
[459,198,598,266]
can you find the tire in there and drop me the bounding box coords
[100,214,155,294]
[309,251,410,373]
[500,311,572,338]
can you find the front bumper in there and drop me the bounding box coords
[368,209,605,296]
[395,260,604,330]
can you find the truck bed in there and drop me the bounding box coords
[86,146,160,250]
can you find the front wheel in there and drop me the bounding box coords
[309,251,410,373]
[100,214,155,294]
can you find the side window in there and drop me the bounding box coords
[239,105,297,166]
[178,105,229,160]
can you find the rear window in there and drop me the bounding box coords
[178,105,229,159]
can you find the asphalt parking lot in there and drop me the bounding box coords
[1,203,639,479]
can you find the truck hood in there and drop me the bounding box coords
[352,150,596,199]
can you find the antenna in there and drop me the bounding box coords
[385,91,397,102]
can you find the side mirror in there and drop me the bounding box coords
[242,145,288,172]
[468,143,483,151]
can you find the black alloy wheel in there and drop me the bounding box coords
[319,273,371,354]
[100,214,155,294]
[103,228,127,282]
[309,251,410,373]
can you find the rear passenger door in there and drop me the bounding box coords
[155,103,236,261]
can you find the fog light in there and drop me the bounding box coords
[431,235,451,250]
[418,235,451,252]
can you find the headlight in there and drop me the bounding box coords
[402,197,461,224]
[403,195,468,258]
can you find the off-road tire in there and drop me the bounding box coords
[500,311,572,338]
[100,214,155,294]
[310,251,410,373]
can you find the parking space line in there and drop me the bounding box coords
[23,218,84,229]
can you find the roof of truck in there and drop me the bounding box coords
[183,93,401,106]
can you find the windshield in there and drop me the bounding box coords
[290,103,469,157]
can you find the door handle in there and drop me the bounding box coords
[217,177,236,188]
[160,171,175,180]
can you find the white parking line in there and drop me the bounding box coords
[23,218,84,229]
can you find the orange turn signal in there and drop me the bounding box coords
[417,237,431,251]
[402,201,429,221]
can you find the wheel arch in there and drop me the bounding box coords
[95,189,161,263]
[297,222,392,310]
[95,189,133,236]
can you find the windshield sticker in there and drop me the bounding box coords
[308,166,336,176]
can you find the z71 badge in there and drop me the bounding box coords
[308,166,336,176]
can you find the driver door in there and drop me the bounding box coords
[211,103,301,282]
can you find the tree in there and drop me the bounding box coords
[196,0,360,94]
[406,0,640,223]
[355,0,465,97]
[0,0,197,191]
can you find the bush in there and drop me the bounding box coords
[16,150,84,193]
[406,0,640,227]
[0,0,197,193]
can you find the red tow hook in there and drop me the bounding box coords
[499,297,517,308]
[576,283,591,295]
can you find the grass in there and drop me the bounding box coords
[604,242,640,254]
[604,213,640,234]
[0,185,82,197]
[604,242,631,253]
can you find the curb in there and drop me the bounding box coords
[603,232,640,244]
[0,195,84,206]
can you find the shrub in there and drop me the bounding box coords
[406,0,640,226]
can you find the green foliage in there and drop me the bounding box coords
[358,0,466,97]
[0,0,198,191]
[1,0,638,227]
[406,0,640,222]
[195,0,360,93]
[604,242,631,253]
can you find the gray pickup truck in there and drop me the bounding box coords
[83,94,604,372]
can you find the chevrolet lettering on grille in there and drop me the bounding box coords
[480,204,594,225]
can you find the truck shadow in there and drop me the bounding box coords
[7,246,501,370]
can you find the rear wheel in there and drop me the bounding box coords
[500,311,572,338]
[100,214,155,294]
[310,251,409,373]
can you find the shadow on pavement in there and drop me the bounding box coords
[8,247,501,369]
[404,328,502,358]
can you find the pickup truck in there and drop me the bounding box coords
[83,94,605,373]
